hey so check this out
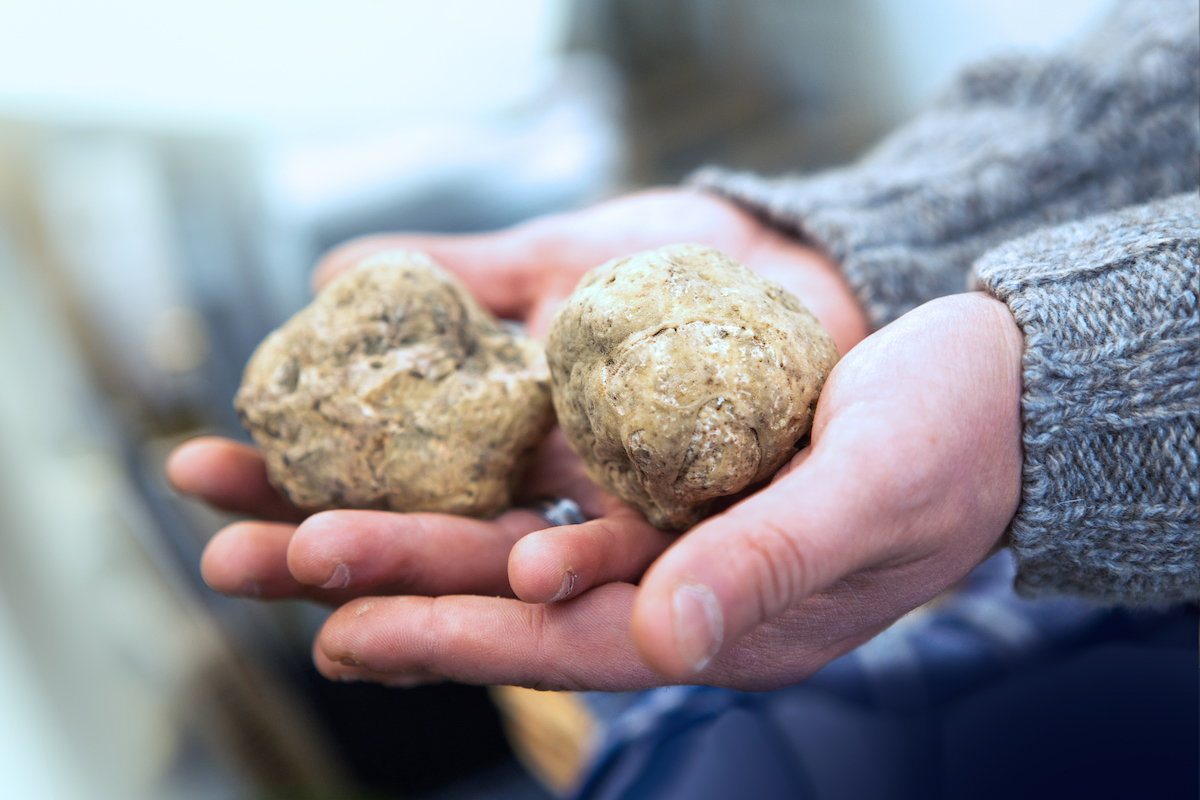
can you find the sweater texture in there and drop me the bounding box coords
[690,0,1199,605]
[974,194,1198,605]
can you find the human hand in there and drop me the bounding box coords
[169,188,867,608]
[309,292,1023,691]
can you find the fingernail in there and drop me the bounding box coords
[340,656,363,667]
[549,570,577,602]
[322,563,351,589]
[672,582,723,673]
[235,579,262,597]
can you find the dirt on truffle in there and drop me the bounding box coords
[545,244,839,530]
[235,250,555,518]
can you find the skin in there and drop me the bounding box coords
[168,187,1024,691]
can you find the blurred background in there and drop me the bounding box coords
[0,1,1115,798]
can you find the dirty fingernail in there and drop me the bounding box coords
[549,570,577,602]
[340,656,363,667]
[672,582,723,673]
[322,563,351,589]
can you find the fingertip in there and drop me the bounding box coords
[630,480,855,681]
[317,596,381,665]
[508,530,575,603]
[166,436,308,522]
[201,519,306,600]
[632,572,730,682]
[311,636,344,682]
[286,510,332,567]
[199,521,262,594]
[165,436,229,496]
[511,513,674,604]
[163,441,194,493]
[286,510,348,587]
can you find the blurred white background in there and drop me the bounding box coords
[0,1,1114,798]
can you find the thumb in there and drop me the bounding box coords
[629,294,1026,682]
[629,443,880,680]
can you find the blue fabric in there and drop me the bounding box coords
[574,553,1199,800]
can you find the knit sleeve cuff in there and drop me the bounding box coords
[971,193,1199,606]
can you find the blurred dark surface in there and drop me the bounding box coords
[941,608,1199,800]
[306,677,513,797]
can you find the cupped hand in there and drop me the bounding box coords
[311,292,1024,691]
[168,188,867,611]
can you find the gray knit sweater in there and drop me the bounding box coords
[690,0,1199,606]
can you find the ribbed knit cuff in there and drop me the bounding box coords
[972,193,1199,606]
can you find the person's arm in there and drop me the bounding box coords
[691,0,1199,330]
[973,192,1199,606]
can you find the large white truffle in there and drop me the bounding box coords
[546,244,839,530]
[235,251,555,517]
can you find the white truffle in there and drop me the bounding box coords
[235,251,555,517]
[546,244,839,530]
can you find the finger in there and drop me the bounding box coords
[201,521,310,599]
[201,521,391,604]
[507,500,673,603]
[314,583,668,691]
[167,437,305,523]
[311,578,893,692]
[312,583,902,692]
[286,508,550,599]
[311,230,548,320]
[312,638,443,687]
[202,507,552,603]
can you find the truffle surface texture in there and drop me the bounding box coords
[235,251,555,517]
[546,244,839,530]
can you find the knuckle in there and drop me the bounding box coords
[373,515,437,593]
[523,602,551,669]
[409,598,450,674]
[740,520,809,622]
[517,601,589,692]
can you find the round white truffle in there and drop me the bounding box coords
[235,251,555,517]
[546,244,839,530]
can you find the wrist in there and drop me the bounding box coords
[956,293,1025,559]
